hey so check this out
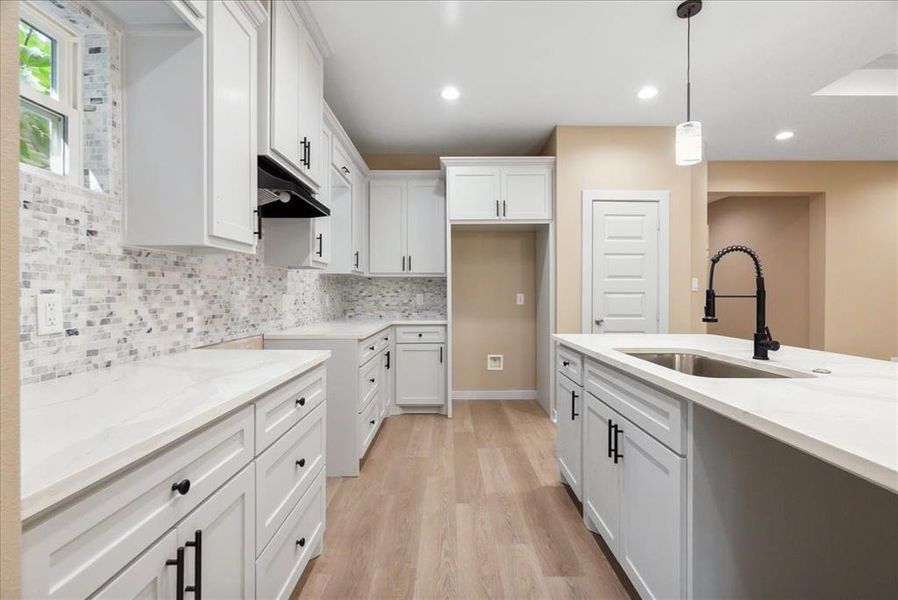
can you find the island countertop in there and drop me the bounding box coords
[553,334,898,494]
[265,318,447,341]
[20,349,330,522]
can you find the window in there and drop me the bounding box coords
[18,4,80,180]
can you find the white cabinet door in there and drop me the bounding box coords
[268,0,302,172]
[502,166,551,220]
[311,216,330,267]
[382,346,394,416]
[177,465,255,599]
[619,418,685,600]
[368,180,406,274]
[208,0,256,247]
[583,393,622,553]
[406,178,446,274]
[297,17,323,186]
[352,170,367,272]
[396,343,445,406]
[556,374,583,500]
[447,166,501,220]
[92,531,178,599]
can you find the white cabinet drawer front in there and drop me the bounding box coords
[22,406,254,599]
[584,358,685,454]
[557,345,583,385]
[395,325,446,344]
[358,356,381,412]
[256,402,326,555]
[358,331,389,365]
[255,365,326,453]
[256,468,325,600]
[358,391,382,458]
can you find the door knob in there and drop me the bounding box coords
[595,319,604,326]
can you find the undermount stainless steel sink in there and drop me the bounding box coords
[622,351,803,379]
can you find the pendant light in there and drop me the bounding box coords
[675,0,703,166]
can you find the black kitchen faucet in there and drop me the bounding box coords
[702,245,781,360]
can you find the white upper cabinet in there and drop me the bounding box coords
[259,0,324,190]
[121,0,264,254]
[352,168,368,273]
[443,158,554,222]
[368,172,446,276]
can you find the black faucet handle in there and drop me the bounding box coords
[764,327,781,351]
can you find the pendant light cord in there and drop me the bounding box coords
[686,15,691,122]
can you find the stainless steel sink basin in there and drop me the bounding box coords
[622,351,803,379]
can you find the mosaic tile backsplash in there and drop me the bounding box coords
[19,1,446,385]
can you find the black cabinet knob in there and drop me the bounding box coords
[296,458,306,468]
[369,345,375,351]
[417,333,423,338]
[171,479,191,495]
[369,419,375,425]
[369,378,375,383]
[296,397,306,407]
[296,537,306,547]
[562,360,570,367]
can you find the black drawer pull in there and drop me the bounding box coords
[166,547,185,600]
[296,458,306,468]
[417,333,423,338]
[562,360,570,367]
[369,345,375,351]
[171,479,191,495]
[296,537,306,547]
[369,419,376,425]
[369,378,376,383]
[296,397,306,407]
[185,529,201,598]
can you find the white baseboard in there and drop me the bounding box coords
[452,389,538,401]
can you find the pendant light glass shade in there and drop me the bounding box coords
[675,121,702,165]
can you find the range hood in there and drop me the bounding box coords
[257,156,330,218]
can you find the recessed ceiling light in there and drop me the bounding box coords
[637,85,659,100]
[441,86,460,101]
[775,130,795,141]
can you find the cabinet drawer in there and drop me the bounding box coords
[358,330,389,366]
[358,356,380,412]
[395,325,446,344]
[256,467,325,600]
[256,402,326,555]
[331,139,353,179]
[255,365,326,454]
[557,345,583,385]
[22,407,254,599]
[584,358,685,454]
[358,391,382,458]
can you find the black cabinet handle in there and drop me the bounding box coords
[296,458,306,468]
[301,137,310,168]
[417,333,423,338]
[613,426,623,464]
[496,200,500,217]
[439,346,443,363]
[171,479,191,495]
[369,345,375,351]
[354,251,360,269]
[185,529,201,598]
[341,165,350,175]
[316,233,323,257]
[166,547,185,600]
[369,419,376,425]
[607,419,614,459]
[503,200,507,217]
[386,351,390,369]
[408,255,412,271]
[402,255,405,271]
[571,390,579,420]
[562,360,570,367]
[296,537,306,548]
[296,397,306,407]
[369,377,376,383]
[253,208,262,240]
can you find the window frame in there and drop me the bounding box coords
[18,2,82,183]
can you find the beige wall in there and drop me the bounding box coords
[451,231,537,391]
[708,161,898,360]
[362,153,441,170]
[708,196,811,348]
[553,126,708,334]
[1,0,21,595]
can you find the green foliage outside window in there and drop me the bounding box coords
[19,20,57,170]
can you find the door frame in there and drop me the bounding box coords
[580,190,670,334]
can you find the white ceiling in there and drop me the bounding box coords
[308,0,898,159]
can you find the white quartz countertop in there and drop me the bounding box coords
[20,349,330,522]
[553,334,898,494]
[265,318,448,340]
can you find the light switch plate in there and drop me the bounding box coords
[37,293,63,335]
[487,354,503,370]
[691,277,700,292]
[516,293,525,305]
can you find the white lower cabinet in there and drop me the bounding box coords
[556,373,583,500]
[92,531,179,599]
[395,343,446,406]
[583,392,621,551]
[381,343,394,417]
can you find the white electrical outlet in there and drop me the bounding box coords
[516,293,525,305]
[37,293,64,336]
[487,354,503,370]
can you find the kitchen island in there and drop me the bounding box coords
[554,333,897,600]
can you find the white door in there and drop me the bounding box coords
[502,166,551,220]
[619,419,685,600]
[269,1,302,172]
[176,465,255,599]
[297,18,323,186]
[556,374,583,500]
[352,170,367,272]
[92,531,178,599]
[406,178,446,274]
[447,166,501,220]
[396,344,445,406]
[368,180,405,274]
[582,393,621,553]
[591,201,660,333]
[209,0,256,247]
